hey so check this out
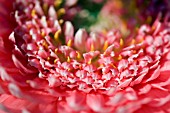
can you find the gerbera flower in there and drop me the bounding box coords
[0,0,170,113]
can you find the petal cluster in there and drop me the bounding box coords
[0,0,170,113]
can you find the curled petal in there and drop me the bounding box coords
[74,29,88,51]
[64,21,74,39]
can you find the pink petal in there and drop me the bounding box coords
[74,29,88,51]
[64,21,74,39]
[66,90,87,111]
[86,94,104,112]
[143,66,160,83]
[138,84,152,95]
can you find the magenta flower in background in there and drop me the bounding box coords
[0,0,170,113]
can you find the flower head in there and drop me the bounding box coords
[0,0,170,113]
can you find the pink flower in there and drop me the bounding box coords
[0,0,170,113]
